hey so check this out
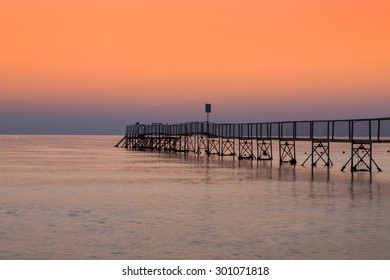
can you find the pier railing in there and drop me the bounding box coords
[126,117,390,143]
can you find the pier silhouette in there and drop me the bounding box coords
[116,117,390,172]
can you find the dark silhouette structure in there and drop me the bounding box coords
[116,117,390,172]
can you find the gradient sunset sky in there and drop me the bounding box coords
[1,0,389,134]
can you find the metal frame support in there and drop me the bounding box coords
[174,136,185,152]
[168,137,179,152]
[341,142,382,172]
[197,135,208,155]
[136,137,147,150]
[220,138,236,156]
[302,141,333,167]
[279,140,296,164]
[238,138,255,160]
[206,137,220,155]
[119,117,389,172]
[122,137,130,149]
[257,139,273,160]
[185,135,196,153]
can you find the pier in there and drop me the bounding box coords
[116,117,390,172]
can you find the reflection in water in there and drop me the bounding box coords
[0,135,390,259]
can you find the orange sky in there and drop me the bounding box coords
[1,0,389,133]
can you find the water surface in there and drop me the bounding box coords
[1,135,390,259]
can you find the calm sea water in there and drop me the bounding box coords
[0,135,390,259]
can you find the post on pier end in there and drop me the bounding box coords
[279,140,296,165]
[302,141,333,167]
[257,139,273,160]
[341,142,382,173]
[205,103,211,155]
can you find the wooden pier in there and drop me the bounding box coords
[116,117,390,172]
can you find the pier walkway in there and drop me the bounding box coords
[116,117,390,172]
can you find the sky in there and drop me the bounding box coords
[1,0,389,134]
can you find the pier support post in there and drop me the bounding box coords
[129,137,139,150]
[174,136,185,152]
[206,137,220,155]
[341,142,382,172]
[184,135,196,153]
[154,137,160,150]
[122,137,131,149]
[279,140,296,164]
[135,136,147,150]
[238,138,255,160]
[155,137,163,151]
[168,137,179,152]
[160,137,168,151]
[257,139,273,160]
[197,135,208,154]
[146,137,154,150]
[162,136,174,151]
[220,138,236,156]
[114,136,126,148]
[302,141,333,167]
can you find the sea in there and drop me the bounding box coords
[0,135,390,260]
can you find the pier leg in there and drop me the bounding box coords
[279,140,296,165]
[185,135,196,153]
[123,137,131,149]
[238,138,255,160]
[162,136,174,151]
[151,137,158,150]
[114,136,126,147]
[197,135,208,154]
[341,142,382,172]
[161,137,168,151]
[136,136,147,150]
[220,138,236,156]
[257,139,273,160]
[168,137,179,152]
[177,136,189,153]
[206,137,220,155]
[129,137,139,150]
[174,136,183,152]
[302,141,333,167]
[147,137,154,150]
[155,137,163,151]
